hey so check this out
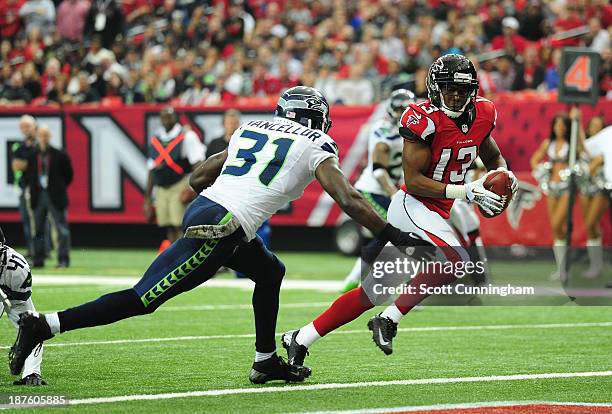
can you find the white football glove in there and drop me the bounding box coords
[464,175,504,216]
[496,167,518,196]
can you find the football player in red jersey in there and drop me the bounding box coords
[282,54,519,366]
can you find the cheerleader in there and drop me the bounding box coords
[581,116,608,278]
[530,109,585,280]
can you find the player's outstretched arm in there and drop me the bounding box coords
[315,157,429,251]
[316,157,387,235]
[189,149,228,193]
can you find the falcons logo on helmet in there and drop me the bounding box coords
[506,181,541,229]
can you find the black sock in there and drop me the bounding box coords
[58,289,147,333]
[252,279,281,353]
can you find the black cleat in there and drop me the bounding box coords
[249,353,311,384]
[9,312,54,376]
[367,314,397,355]
[281,330,309,366]
[13,373,47,386]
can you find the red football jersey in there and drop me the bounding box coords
[398,97,497,219]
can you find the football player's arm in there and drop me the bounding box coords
[479,135,508,171]
[402,140,447,198]
[316,157,387,236]
[316,157,434,254]
[372,142,397,197]
[189,148,228,193]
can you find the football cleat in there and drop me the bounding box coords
[13,373,47,386]
[367,314,398,355]
[281,330,309,366]
[249,353,311,384]
[9,312,54,376]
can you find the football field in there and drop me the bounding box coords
[0,249,610,413]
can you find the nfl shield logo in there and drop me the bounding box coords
[461,124,468,133]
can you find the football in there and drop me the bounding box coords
[478,171,513,218]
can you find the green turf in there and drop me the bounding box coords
[0,251,610,413]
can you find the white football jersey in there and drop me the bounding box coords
[203,117,339,241]
[354,117,404,195]
[0,246,32,305]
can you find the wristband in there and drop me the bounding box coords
[445,184,467,200]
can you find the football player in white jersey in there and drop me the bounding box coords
[0,227,46,385]
[342,89,416,292]
[10,86,433,384]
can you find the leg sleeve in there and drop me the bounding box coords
[225,236,285,353]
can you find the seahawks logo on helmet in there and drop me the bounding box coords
[275,86,332,133]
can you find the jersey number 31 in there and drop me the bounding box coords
[222,130,294,186]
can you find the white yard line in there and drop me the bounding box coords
[60,371,612,406]
[0,321,609,350]
[298,400,612,414]
[32,275,344,292]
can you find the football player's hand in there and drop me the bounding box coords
[496,167,518,196]
[465,176,504,216]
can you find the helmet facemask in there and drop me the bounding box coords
[438,81,474,118]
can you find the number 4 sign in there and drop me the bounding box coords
[559,48,601,105]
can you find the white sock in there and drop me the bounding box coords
[343,258,362,285]
[45,313,61,335]
[380,304,404,324]
[295,322,321,348]
[553,239,567,274]
[254,351,275,362]
[586,238,603,270]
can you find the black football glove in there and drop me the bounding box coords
[379,224,437,262]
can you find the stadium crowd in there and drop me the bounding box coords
[0,0,610,107]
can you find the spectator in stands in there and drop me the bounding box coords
[0,71,32,105]
[56,0,90,43]
[491,16,528,56]
[491,55,521,92]
[180,77,207,106]
[19,0,55,39]
[22,61,41,99]
[545,48,562,90]
[121,68,144,104]
[0,0,25,41]
[83,0,124,48]
[45,74,69,105]
[84,36,115,69]
[144,107,205,244]
[206,109,240,159]
[27,124,73,268]
[518,1,547,41]
[586,17,611,53]
[517,46,546,90]
[70,71,100,104]
[335,63,375,105]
